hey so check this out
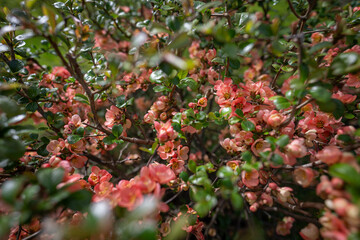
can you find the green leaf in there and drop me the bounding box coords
[37,168,64,193]
[309,41,333,54]
[1,178,24,204]
[25,102,38,112]
[276,135,289,148]
[309,86,332,103]
[103,134,116,145]
[75,127,85,136]
[317,98,344,119]
[220,107,232,118]
[270,96,291,110]
[112,125,123,138]
[235,109,244,117]
[8,59,24,73]
[153,85,169,93]
[188,160,197,173]
[329,163,360,187]
[241,120,255,131]
[177,70,188,80]
[73,94,90,105]
[179,171,189,182]
[149,70,166,84]
[331,52,360,75]
[299,63,309,84]
[53,2,66,9]
[230,191,244,211]
[241,151,252,162]
[217,166,234,178]
[64,190,92,211]
[167,33,191,49]
[67,135,82,144]
[179,77,198,91]
[229,117,241,125]
[271,153,284,166]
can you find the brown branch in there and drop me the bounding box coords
[262,206,320,226]
[286,0,304,20]
[84,122,154,145]
[22,230,42,240]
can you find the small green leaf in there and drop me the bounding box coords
[67,135,82,144]
[8,60,24,73]
[329,163,360,187]
[188,160,197,173]
[149,70,166,84]
[309,86,332,103]
[271,153,283,166]
[37,168,64,193]
[25,102,38,112]
[241,151,252,162]
[1,178,24,204]
[241,120,255,131]
[230,191,244,211]
[103,134,116,145]
[112,125,123,138]
[276,135,289,148]
[153,85,169,93]
[73,94,90,105]
[270,96,291,110]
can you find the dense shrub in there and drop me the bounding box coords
[1,0,360,239]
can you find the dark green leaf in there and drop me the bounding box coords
[37,168,64,193]
[67,135,82,144]
[8,59,24,73]
[112,125,123,138]
[309,86,332,103]
[241,120,255,131]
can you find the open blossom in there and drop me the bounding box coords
[197,97,207,107]
[46,139,65,155]
[294,167,315,188]
[286,138,307,158]
[214,78,235,107]
[67,139,86,154]
[300,223,320,240]
[168,158,185,174]
[133,166,156,193]
[154,121,178,142]
[221,138,245,153]
[115,182,143,211]
[316,146,342,165]
[332,91,357,104]
[67,154,88,168]
[177,145,189,161]
[149,163,176,184]
[231,97,253,116]
[93,181,114,201]
[227,160,240,171]
[158,141,175,160]
[104,105,131,130]
[251,138,270,156]
[88,166,112,186]
[205,49,216,63]
[241,169,259,188]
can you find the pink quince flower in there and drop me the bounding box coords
[157,141,175,160]
[300,223,320,240]
[316,146,342,165]
[241,169,259,188]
